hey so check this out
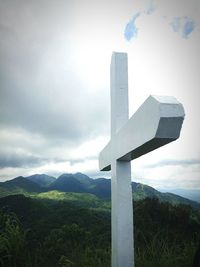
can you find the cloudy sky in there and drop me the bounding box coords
[0,0,199,190]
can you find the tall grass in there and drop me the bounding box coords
[0,212,28,267]
[135,231,197,267]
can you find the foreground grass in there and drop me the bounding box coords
[135,237,196,267]
[0,195,199,267]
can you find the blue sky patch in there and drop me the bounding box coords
[124,13,140,41]
[171,16,196,38]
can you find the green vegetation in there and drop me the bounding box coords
[0,194,111,267]
[0,194,199,267]
[34,191,111,211]
[134,198,200,267]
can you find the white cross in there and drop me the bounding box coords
[99,52,185,267]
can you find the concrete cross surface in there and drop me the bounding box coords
[99,52,185,267]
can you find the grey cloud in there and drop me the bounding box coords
[0,122,101,169]
[68,156,97,165]
[0,0,109,145]
[0,152,73,169]
[0,152,46,168]
[145,159,200,169]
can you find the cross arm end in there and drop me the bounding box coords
[99,141,111,171]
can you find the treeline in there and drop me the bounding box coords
[0,195,199,267]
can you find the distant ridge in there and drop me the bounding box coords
[0,173,200,210]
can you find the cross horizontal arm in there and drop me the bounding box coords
[99,95,185,171]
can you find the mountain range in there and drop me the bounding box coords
[0,172,199,210]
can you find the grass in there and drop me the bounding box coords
[135,233,196,267]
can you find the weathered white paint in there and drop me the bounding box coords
[99,94,185,171]
[110,52,133,267]
[99,52,185,267]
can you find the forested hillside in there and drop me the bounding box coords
[0,193,199,267]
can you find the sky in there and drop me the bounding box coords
[0,0,199,190]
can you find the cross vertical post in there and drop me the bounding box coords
[110,52,134,267]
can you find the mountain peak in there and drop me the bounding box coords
[26,174,56,187]
[58,173,73,179]
[2,176,44,193]
[50,173,84,193]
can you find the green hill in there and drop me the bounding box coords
[0,173,200,211]
[35,190,110,210]
[132,183,200,210]
[0,176,45,197]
